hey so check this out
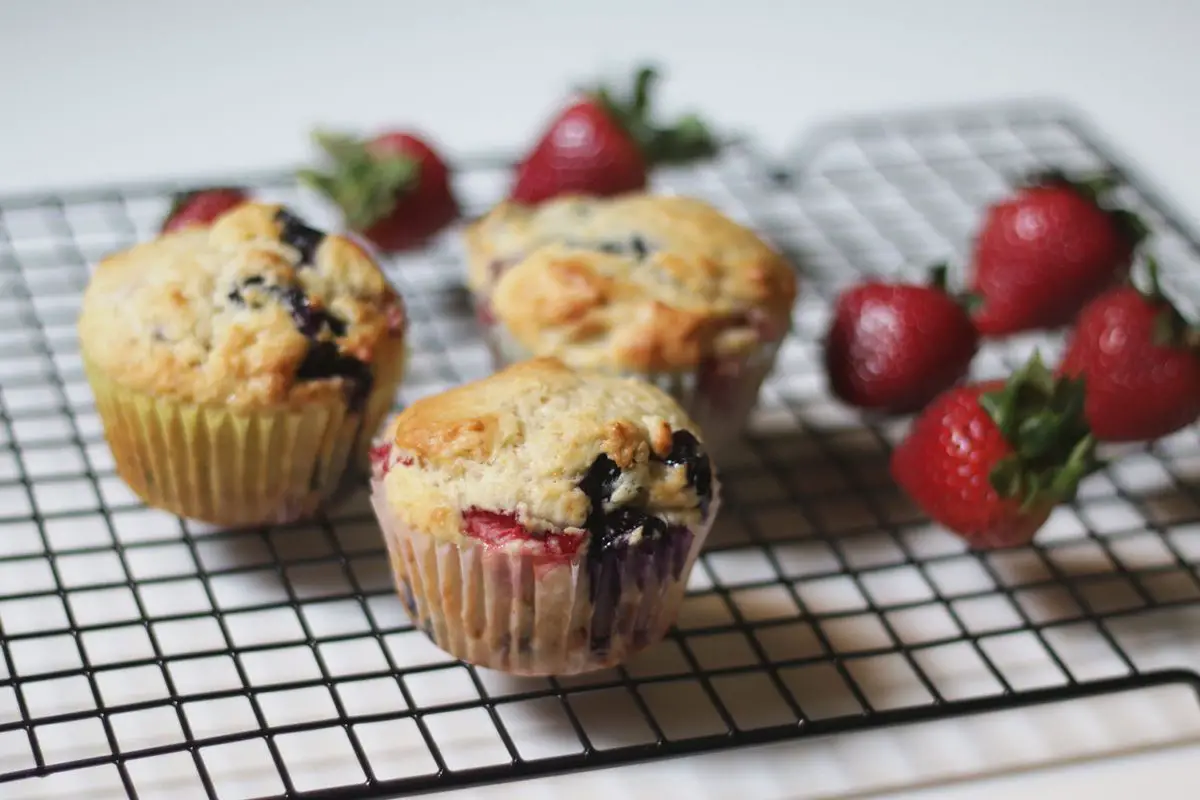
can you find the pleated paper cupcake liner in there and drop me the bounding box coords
[85,347,405,527]
[370,476,721,676]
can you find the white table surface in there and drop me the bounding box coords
[4,1,1200,797]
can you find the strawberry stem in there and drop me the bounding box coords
[925,262,980,313]
[977,351,1100,511]
[1142,255,1164,300]
[591,64,719,167]
[297,130,420,231]
[926,262,950,292]
[1132,256,1200,349]
[632,66,655,117]
[1111,208,1150,251]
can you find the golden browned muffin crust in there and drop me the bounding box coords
[375,357,712,541]
[78,202,407,410]
[464,194,797,372]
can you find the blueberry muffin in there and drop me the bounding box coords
[464,194,797,453]
[78,202,407,526]
[369,357,720,675]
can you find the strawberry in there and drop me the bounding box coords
[160,187,248,233]
[1058,257,1200,442]
[298,130,459,253]
[969,171,1147,336]
[890,353,1098,549]
[510,65,718,205]
[824,264,980,414]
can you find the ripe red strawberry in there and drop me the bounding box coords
[1058,257,1200,442]
[969,171,1147,336]
[298,130,459,253]
[824,264,980,414]
[510,66,718,204]
[160,187,248,233]
[890,353,1098,549]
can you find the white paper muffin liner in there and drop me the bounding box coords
[473,297,779,457]
[369,475,721,676]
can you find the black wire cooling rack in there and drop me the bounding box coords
[4,101,1200,800]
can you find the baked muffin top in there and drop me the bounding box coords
[78,203,406,410]
[464,194,797,372]
[372,357,716,543]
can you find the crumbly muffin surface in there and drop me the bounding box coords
[375,358,713,541]
[79,203,406,409]
[464,194,797,372]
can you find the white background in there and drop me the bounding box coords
[3,1,1200,797]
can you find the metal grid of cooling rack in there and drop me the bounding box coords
[3,102,1200,800]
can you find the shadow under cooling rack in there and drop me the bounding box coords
[3,100,1200,799]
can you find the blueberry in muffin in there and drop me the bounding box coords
[368,357,721,675]
[78,202,408,526]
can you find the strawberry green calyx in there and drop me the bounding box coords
[297,130,419,231]
[1025,168,1149,250]
[1027,168,1119,200]
[926,261,981,313]
[590,65,719,167]
[1136,256,1200,349]
[978,352,1101,511]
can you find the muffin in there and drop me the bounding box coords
[463,193,797,453]
[78,202,407,526]
[369,357,720,675]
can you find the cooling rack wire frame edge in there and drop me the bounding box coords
[2,100,1200,799]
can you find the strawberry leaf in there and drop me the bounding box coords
[297,130,420,231]
[590,64,719,167]
[1025,168,1118,201]
[989,455,1024,500]
[960,291,985,314]
[979,351,1101,510]
[1130,256,1199,349]
[1111,208,1150,250]
[1025,168,1149,251]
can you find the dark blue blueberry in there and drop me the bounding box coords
[664,430,712,509]
[579,454,621,528]
[226,275,264,305]
[576,449,705,655]
[629,235,649,260]
[592,236,651,259]
[586,507,665,608]
[281,287,347,339]
[295,340,373,411]
[275,208,325,266]
[600,508,666,550]
[227,278,347,339]
[585,511,692,654]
